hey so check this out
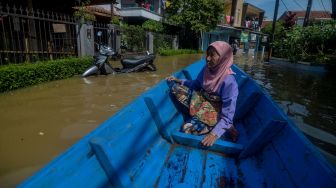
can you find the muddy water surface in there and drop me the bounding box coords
[0,54,202,187]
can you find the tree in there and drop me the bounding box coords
[283,11,297,29]
[142,20,164,33]
[165,0,224,48]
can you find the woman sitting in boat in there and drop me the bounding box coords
[167,41,239,147]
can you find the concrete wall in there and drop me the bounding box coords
[77,24,94,57]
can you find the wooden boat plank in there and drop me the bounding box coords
[234,91,262,121]
[22,152,112,188]
[234,78,262,121]
[89,114,172,187]
[182,60,204,79]
[183,149,207,187]
[252,95,287,123]
[144,91,184,142]
[238,144,297,188]
[258,143,297,188]
[237,157,265,188]
[239,120,287,158]
[89,137,131,187]
[272,126,336,188]
[56,155,113,188]
[129,140,171,187]
[241,95,286,141]
[157,146,207,187]
[234,122,249,146]
[89,137,171,188]
[202,152,238,188]
[172,131,243,154]
[156,146,194,187]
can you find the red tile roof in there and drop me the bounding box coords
[279,10,331,20]
[261,20,272,28]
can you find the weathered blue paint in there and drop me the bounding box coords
[19,59,336,188]
[172,131,243,154]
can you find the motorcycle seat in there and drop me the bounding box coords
[121,55,154,68]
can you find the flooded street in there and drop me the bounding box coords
[0,54,202,187]
[0,53,335,187]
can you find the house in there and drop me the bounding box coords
[92,0,164,24]
[219,1,265,31]
[278,10,332,26]
[202,0,266,52]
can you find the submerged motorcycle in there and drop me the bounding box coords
[81,31,156,77]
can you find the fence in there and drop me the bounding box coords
[0,3,120,65]
[93,23,120,52]
[0,3,78,65]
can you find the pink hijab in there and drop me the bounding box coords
[203,41,235,93]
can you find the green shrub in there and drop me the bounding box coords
[268,20,336,64]
[121,24,145,51]
[153,33,173,53]
[0,57,92,92]
[111,16,120,25]
[158,49,203,56]
[142,20,164,33]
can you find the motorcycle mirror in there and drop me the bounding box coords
[97,31,102,37]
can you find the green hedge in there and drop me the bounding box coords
[0,57,92,93]
[158,49,203,56]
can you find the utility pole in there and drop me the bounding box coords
[267,0,280,61]
[230,0,238,26]
[332,0,336,19]
[303,0,313,27]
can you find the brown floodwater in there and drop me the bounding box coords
[1,53,336,187]
[0,54,202,187]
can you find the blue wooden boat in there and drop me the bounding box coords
[20,60,336,188]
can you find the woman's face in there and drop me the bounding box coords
[206,47,220,69]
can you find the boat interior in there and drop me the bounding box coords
[21,60,336,188]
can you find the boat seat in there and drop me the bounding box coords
[172,131,243,154]
[89,137,132,188]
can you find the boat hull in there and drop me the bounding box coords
[19,59,336,188]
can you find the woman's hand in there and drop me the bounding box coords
[166,76,182,84]
[201,132,218,147]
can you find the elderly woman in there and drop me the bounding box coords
[167,41,239,147]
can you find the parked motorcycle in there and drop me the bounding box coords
[81,31,156,77]
[81,31,117,77]
[117,51,156,73]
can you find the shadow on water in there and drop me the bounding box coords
[234,52,336,165]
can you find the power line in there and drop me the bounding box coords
[320,0,328,12]
[318,0,327,11]
[280,0,289,11]
[326,0,333,10]
[293,0,305,10]
[317,0,329,17]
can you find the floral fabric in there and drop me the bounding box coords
[171,84,191,108]
[171,83,221,127]
[189,91,221,126]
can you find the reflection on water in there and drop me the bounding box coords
[234,54,336,164]
[0,54,202,187]
[0,53,335,187]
